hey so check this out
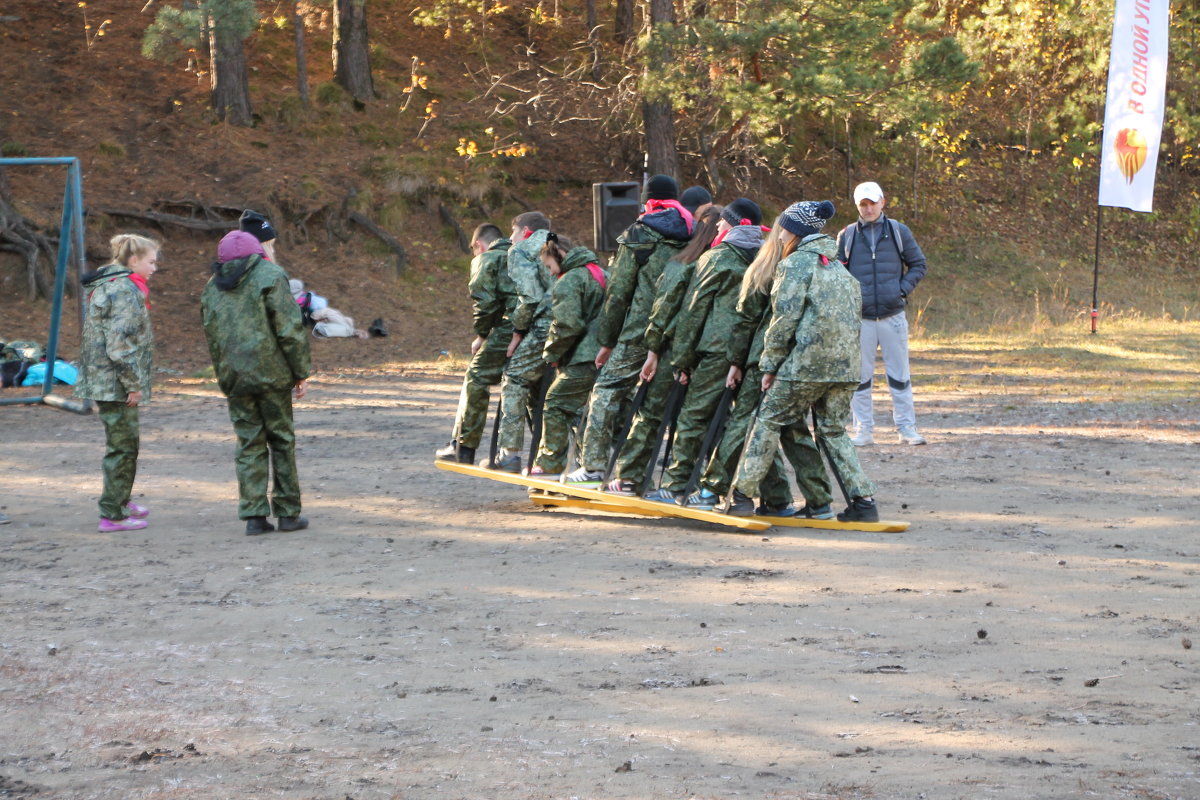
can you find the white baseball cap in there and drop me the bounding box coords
[853,181,885,204]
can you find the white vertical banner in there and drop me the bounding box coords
[1098,0,1169,212]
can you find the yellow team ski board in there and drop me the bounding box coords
[434,460,771,532]
[528,492,909,533]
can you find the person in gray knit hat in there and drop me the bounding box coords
[727,199,880,524]
[835,181,928,446]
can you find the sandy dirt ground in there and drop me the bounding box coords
[1,365,1198,800]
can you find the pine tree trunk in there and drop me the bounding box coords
[293,1,310,108]
[614,0,634,44]
[641,0,677,178]
[209,20,253,126]
[333,0,374,103]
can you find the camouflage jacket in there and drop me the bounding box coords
[470,238,515,339]
[75,264,154,402]
[595,211,689,349]
[759,234,861,382]
[670,242,757,372]
[200,254,312,397]
[642,254,701,355]
[543,246,609,367]
[507,230,552,333]
[726,284,772,370]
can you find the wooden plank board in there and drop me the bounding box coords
[434,460,771,531]
[529,493,909,533]
[758,514,909,533]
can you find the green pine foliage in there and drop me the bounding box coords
[142,0,259,62]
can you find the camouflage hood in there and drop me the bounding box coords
[558,245,599,274]
[81,263,132,288]
[211,253,267,292]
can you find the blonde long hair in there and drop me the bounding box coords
[739,215,799,303]
[110,233,159,266]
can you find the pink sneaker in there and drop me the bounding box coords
[125,502,149,519]
[98,517,148,532]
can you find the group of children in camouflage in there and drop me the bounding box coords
[437,175,929,523]
[76,212,312,535]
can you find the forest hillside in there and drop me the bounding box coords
[1,0,1198,375]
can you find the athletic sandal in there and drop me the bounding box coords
[604,478,637,496]
[684,488,718,510]
[837,497,880,523]
[278,516,309,532]
[756,502,798,517]
[643,488,679,504]
[98,517,148,532]
[564,467,604,486]
[723,489,755,517]
[245,516,275,535]
[124,502,149,519]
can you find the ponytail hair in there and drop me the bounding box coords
[739,215,799,303]
[540,231,572,267]
[110,233,159,267]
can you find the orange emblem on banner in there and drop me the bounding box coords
[1114,128,1148,184]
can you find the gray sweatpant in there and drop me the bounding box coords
[852,311,916,432]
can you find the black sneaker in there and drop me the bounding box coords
[278,516,309,532]
[724,489,755,517]
[245,516,275,535]
[837,497,879,523]
[435,440,458,461]
[493,452,522,473]
[756,502,798,518]
[455,444,476,464]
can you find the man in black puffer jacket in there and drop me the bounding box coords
[836,181,928,447]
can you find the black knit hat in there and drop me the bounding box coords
[645,174,679,201]
[679,185,712,214]
[721,197,762,228]
[239,209,277,243]
[779,200,835,238]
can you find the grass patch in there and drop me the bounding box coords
[914,318,1200,403]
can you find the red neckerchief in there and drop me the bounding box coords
[642,198,694,234]
[585,262,606,290]
[712,222,770,248]
[126,273,151,309]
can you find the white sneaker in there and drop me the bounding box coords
[564,467,604,486]
[850,429,874,447]
[897,425,927,445]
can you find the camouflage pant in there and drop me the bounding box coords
[97,400,140,520]
[660,352,731,492]
[578,341,647,472]
[451,324,511,449]
[227,390,301,519]
[533,362,598,474]
[700,366,793,507]
[496,318,550,452]
[735,380,875,502]
[612,346,681,486]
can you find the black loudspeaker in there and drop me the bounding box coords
[592,182,641,252]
